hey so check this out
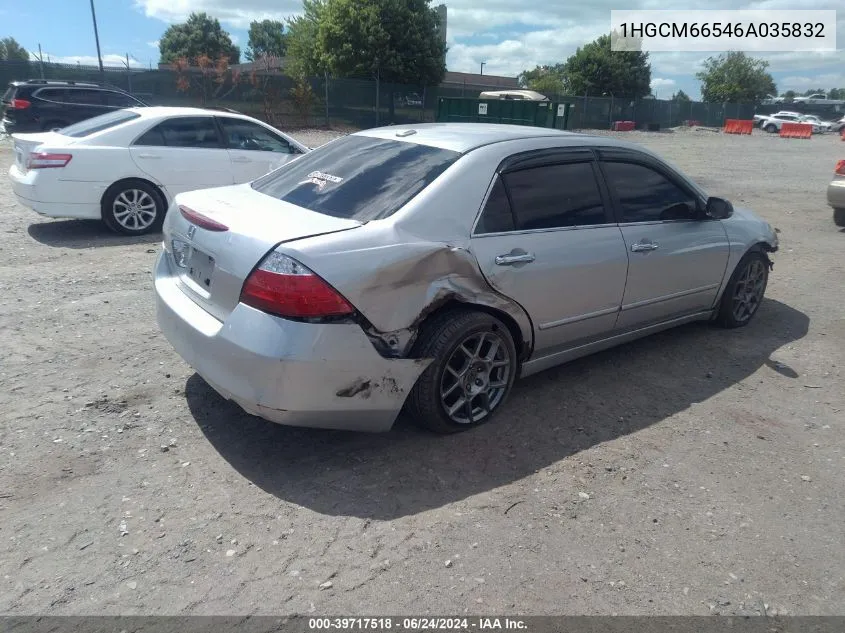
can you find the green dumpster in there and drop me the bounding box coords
[436,98,571,130]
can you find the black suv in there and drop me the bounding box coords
[1,79,149,134]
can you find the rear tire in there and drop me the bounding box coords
[715,250,769,328]
[764,124,777,133]
[834,208,845,227]
[407,310,518,434]
[101,179,167,236]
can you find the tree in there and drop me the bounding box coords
[802,88,825,96]
[561,34,651,98]
[285,0,327,78]
[671,90,691,102]
[695,52,775,104]
[246,20,287,61]
[782,90,796,102]
[159,13,240,65]
[518,65,566,97]
[829,88,845,100]
[0,37,30,62]
[316,0,446,86]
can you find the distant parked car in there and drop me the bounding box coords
[9,107,309,235]
[759,113,814,133]
[828,160,845,227]
[798,114,832,133]
[832,115,845,133]
[1,79,148,134]
[478,90,549,101]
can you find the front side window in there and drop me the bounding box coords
[219,117,295,153]
[601,161,698,223]
[134,117,222,149]
[251,135,460,222]
[502,161,608,230]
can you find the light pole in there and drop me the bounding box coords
[89,0,105,81]
[480,61,486,75]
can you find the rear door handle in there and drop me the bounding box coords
[631,241,659,252]
[136,153,161,159]
[231,156,252,163]
[495,253,535,265]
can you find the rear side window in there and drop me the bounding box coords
[503,162,608,230]
[33,88,68,102]
[475,177,515,234]
[134,117,222,149]
[103,91,141,107]
[251,135,460,222]
[61,89,105,105]
[60,110,142,137]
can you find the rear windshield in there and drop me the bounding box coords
[60,110,141,138]
[251,135,461,222]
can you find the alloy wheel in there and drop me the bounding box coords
[113,189,158,232]
[440,330,512,424]
[732,258,766,323]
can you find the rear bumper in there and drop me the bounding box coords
[154,251,431,432]
[828,180,845,210]
[8,164,102,220]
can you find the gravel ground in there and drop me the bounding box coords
[1,126,844,616]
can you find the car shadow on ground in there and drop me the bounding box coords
[27,220,161,249]
[186,299,808,520]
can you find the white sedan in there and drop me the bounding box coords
[9,107,309,235]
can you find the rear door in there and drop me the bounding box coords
[130,116,234,196]
[597,150,730,330]
[217,116,303,182]
[470,149,629,357]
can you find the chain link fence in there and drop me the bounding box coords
[1,60,754,131]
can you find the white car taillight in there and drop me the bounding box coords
[27,152,72,169]
[240,252,354,319]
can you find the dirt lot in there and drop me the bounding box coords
[1,127,844,616]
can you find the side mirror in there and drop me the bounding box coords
[704,197,733,220]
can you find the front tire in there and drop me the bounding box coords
[407,310,518,434]
[764,124,777,133]
[102,180,166,236]
[715,250,769,328]
[834,208,845,227]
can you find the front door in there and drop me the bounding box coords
[598,157,731,330]
[470,152,629,357]
[217,116,302,182]
[129,115,234,196]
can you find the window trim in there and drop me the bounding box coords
[471,148,615,236]
[130,115,226,149]
[595,149,707,226]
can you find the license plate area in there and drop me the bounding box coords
[187,249,215,290]
[15,148,25,172]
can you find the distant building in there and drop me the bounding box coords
[443,71,519,89]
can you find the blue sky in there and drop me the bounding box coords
[3,0,844,99]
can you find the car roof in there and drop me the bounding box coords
[124,106,252,119]
[355,123,595,153]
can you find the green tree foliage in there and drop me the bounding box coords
[0,37,30,61]
[828,88,845,100]
[518,65,566,96]
[313,0,445,85]
[695,52,775,104]
[285,0,327,78]
[159,13,240,65]
[246,20,287,61]
[561,34,651,98]
[781,90,796,102]
[671,89,691,102]
[802,88,825,96]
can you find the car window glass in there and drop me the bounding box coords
[475,176,515,234]
[602,161,698,223]
[103,91,139,107]
[502,161,607,230]
[251,135,459,222]
[136,117,221,149]
[219,118,293,153]
[60,110,142,138]
[62,89,104,105]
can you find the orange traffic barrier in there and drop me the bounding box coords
[841,128,845,140]
[723,119,753,134]
[780,122,812,139]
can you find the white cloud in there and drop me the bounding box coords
[132,0,845,89]
[148,40,160,49]
[28,52,146,68]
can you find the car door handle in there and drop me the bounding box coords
[631,242,659,252]
[136,153,161,159]
[231,156,252,163]
[495,253,535,265]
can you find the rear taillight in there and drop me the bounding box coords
[240,251,354,319]
[179,205,229,232]
[835,160,845,176]
[27,152,72,169]
[10,98,30,110]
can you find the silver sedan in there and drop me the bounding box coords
[154,123,779,434]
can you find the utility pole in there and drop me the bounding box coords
[480,61,486,75]
[89,0,105,81]
[37,43,45,79]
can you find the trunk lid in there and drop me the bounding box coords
[11,131,71,172]
[163,183,362,322]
